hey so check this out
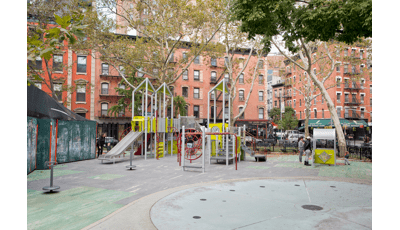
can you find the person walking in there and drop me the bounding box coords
[304,136,312,166]
[97,133,106,157]
[298,137,304,163]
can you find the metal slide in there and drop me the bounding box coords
[241,145,255,157]
[99,131,144,164]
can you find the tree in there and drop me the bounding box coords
[232,0,372,47]
[27,0,89,104]
[278,107,298,130]
[81,0,225,87]
[232,0,372,156]
[173,96,187,117]
[269,107,281,125]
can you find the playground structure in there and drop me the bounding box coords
[312,128,337,166]
[99,78,181,164]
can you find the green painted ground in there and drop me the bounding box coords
[28,170,84,181]
[27,186,136,230]
[274,162,318,169]
[88,174,125,180]
[267,155,299,162]
[317,161,372,180]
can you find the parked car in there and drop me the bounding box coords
[288,134,305,143]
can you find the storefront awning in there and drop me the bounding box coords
[298,119,364,130]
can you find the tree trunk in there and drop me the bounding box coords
[314,79,346,157]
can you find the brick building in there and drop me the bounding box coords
[272,44,372,139]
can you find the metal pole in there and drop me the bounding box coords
[155,91,157,159]
[214,90,216,124]
[181,126,185,171]
[145,81,148,160]
[171,91,174,156]
[202,126,205,173]
[207,92,210,130]
[238,127,241,162]
[163,85,166,157]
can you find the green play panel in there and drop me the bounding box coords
[27,186,136,230]
[28,170,83,181]
[88,174,125,180]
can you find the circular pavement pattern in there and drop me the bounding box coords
[150,179,371,230]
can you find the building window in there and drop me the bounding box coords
[182,87,188,97]
[337,93,341,103]
[370,98,372,106]
[29,56,42,70]
[182,70,188,80]
[360,65,364,73]
[352,94,357,103]
[300,111,302,119]
[53,55,63,72]
[77,113,86,118]
[193,105,199,118]
[299,99,302,107]
[258,75,264,84]
[211,71,217,82]
[344,64,348,73]
[321,95,324,104]
[194,88,199,99]
[119,108,125,117]
[336,64,340,72]
[54,83,62,101]
[77,56,87,73]
[224,73,229,81]
[351,65,356,74]
[101,103,108,116]
[313,68,317,75]
[294,100,296,108]
[361,108,365,119]
[224,57,229,66]
[210,91,215,99]
[258,108,264,119]
[239,74,244,83]
[259,91,263,101]
[274,90,277,98]
[322,109,324,118]
[101,83,109,95]
[119,84,126,90]
[239,107,244,119]
[102,63,109,75]
[238,90,245,101]
[314,97,316,105]
[182,53,188,62]
[194,70,200,81]
[194,56,200,64]
[76,85,86,102]
[344,94,349,103]
[344,48,348,57]
[337,107,341,118]
[274,101,277,107]
[370,85,372,94]
[360,50,364,59]
[314,109,317,118]
[257,60,263,69]
[360,94,365,104]
[224,107,229,117]
[293,76,296,83]
[211,57,217,66]
[210,106,215,118]
[337,78,341,87]
[119,65,125,75]
[351,49,355,56]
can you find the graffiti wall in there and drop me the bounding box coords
[27,117,38,174]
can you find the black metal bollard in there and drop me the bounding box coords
[43,161,60,192]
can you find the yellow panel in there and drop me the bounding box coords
[314,149,335,165]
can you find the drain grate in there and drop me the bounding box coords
[295,184,300,186]
[193,216,201,219]
[260,186,265,188]
[301,205,323,211]
[200,199,206,201]
[222,200,226,202]
[230,190,235,192]
[330,186,336,188]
